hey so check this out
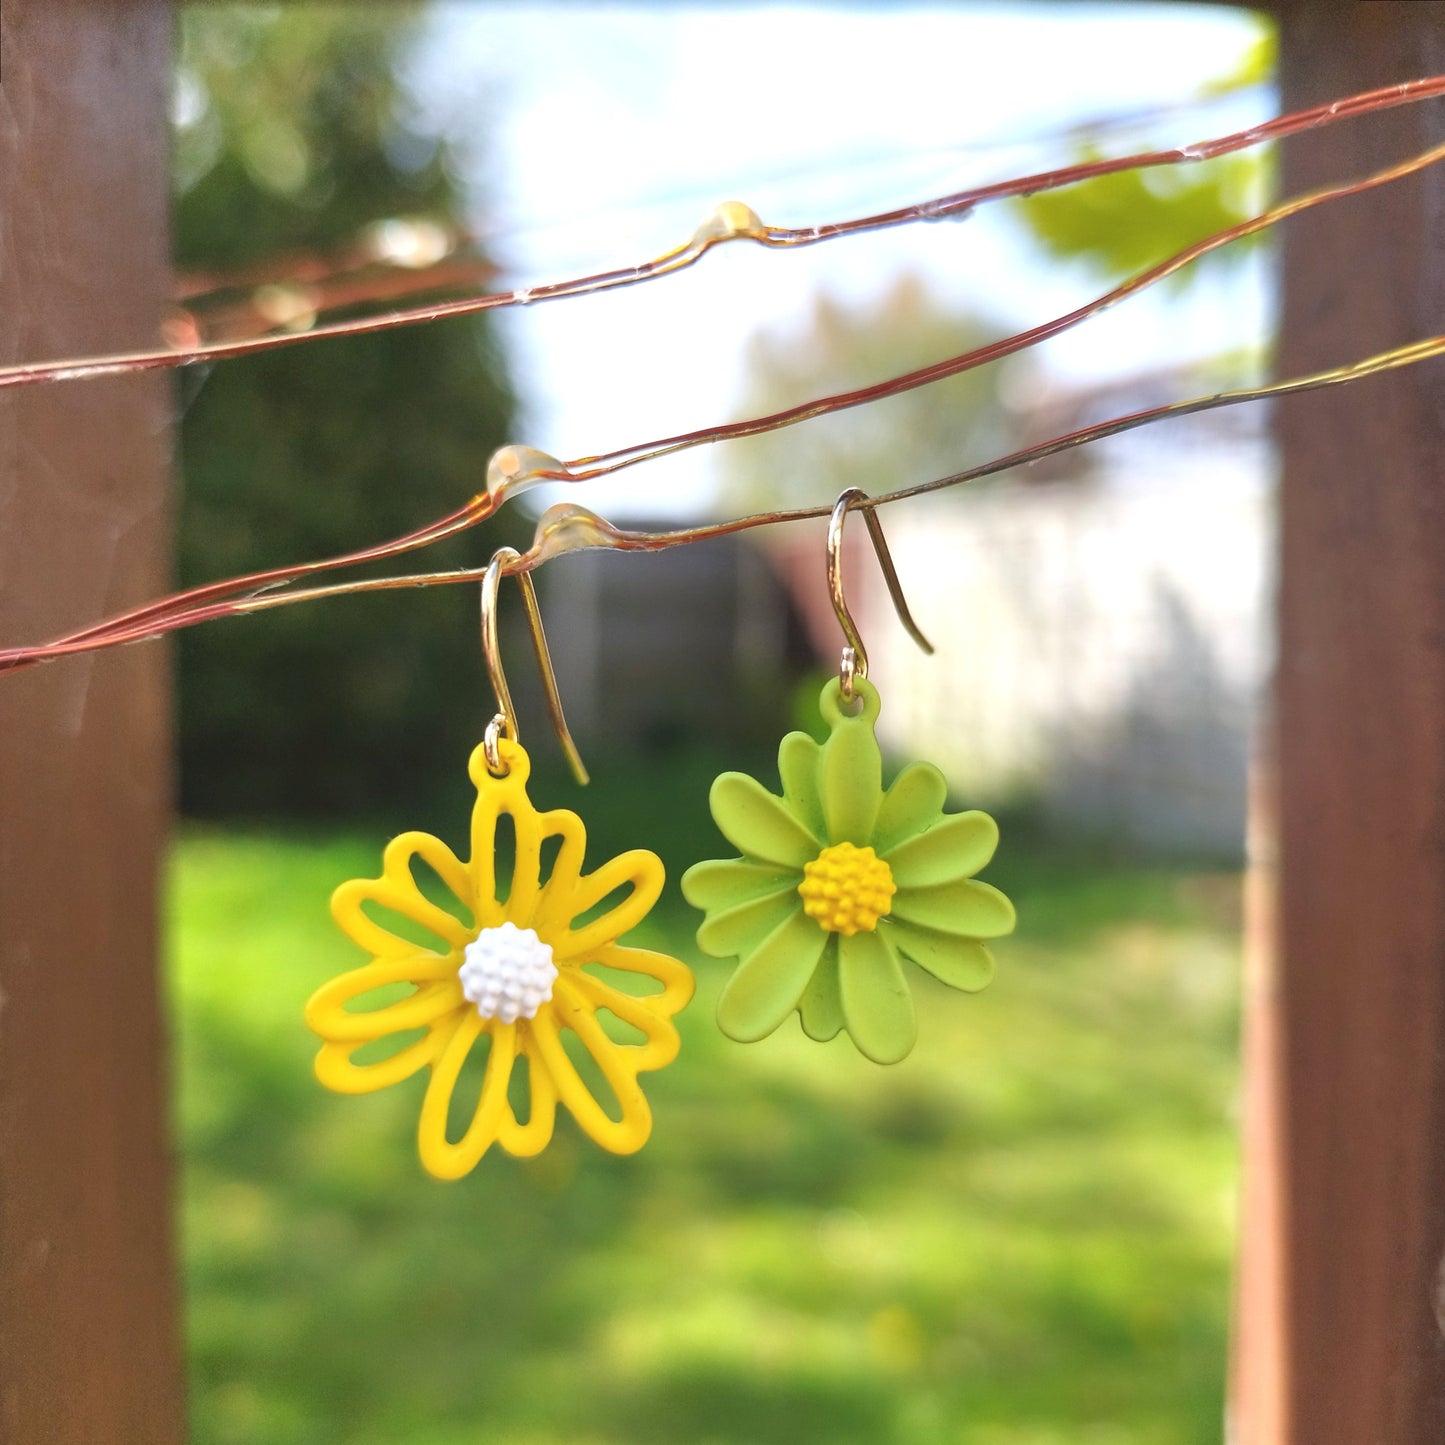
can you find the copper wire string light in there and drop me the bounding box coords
[1,74,1440,394]
[6,327,1442,671]
[1,79,1443,673]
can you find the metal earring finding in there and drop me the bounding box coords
[479,546,589,784]
[684,488,1014,1065]
[310,544,692,1179]
[826,487,934,701]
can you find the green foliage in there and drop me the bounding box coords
[1014,23,1275,283]
[174,6,517,818]
[1015,150,1264,282]
[175,7,456,263]
[170,773,1240,1444]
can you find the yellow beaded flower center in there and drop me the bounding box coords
[798,842,897,936]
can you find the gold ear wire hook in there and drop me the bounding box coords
[480,547,590,785]
[827,488,935,701]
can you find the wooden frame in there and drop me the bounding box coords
[2,1,1443,1439]
[0,4,184,1442]
[1233,3,1445,1441]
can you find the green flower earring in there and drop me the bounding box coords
[682,490,1015,1064]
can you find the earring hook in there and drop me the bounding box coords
[480,546,590,785]
[826,488,934,701]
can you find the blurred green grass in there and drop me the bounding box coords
[167,750,1241,1445]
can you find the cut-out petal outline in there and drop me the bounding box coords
[308,736,692,1178]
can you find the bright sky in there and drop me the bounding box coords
[416,3,1273,519]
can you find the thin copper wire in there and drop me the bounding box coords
[170,90,1247,325]
[827,487,934,699]
[563,134,1445,478]
[479,547,589,785]
[4,331,1444,666]
[7,128,1438,676]
[0,75,1440,393]
[3,126,1445,672]
[11,327,1441,659]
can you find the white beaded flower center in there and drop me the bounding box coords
[458,922,557,1024]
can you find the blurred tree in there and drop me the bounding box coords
[173,5,517,818]
[724,31,1274,521]
[724,273,1044,516]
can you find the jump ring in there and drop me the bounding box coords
[483,712,512,777]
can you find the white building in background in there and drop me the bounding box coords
[866,426,1274,856]
[537,420,1273,859]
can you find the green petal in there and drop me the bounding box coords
[892,877,1016,940]
[838,928,917,1064]
[797,938,844,1042]
[709,771,820,868]
[821,705,882,845]
[885,811,999,887]
[777,731,826,840]
[696,887,801,959]
[886,919,996,993]
[682,857,798,912]
[716,909,829,1043]
[872,762,948,854]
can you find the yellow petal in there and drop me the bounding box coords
[415,1016,516,1180]
[495,1037,558,1157]
[467,742,586,928]
[531,980,653,1154]
[304,953,462,1043]
[533,806,590,892]
[549,848,664,962]
[568,968,682,1072]
[313,1023,454,1096]
[330,863,472,961]
[383,830,475,920]
[589,943,696,1019]
[509,805,587,927]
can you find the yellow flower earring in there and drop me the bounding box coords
[306,548,694,1178]
[683,491,1015,1064]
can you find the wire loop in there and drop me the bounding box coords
[482,712,511,777]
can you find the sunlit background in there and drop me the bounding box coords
[168,4,1271,1441]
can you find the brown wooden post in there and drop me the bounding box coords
[0,3,184,1442]
[1234,5,1445,1441]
